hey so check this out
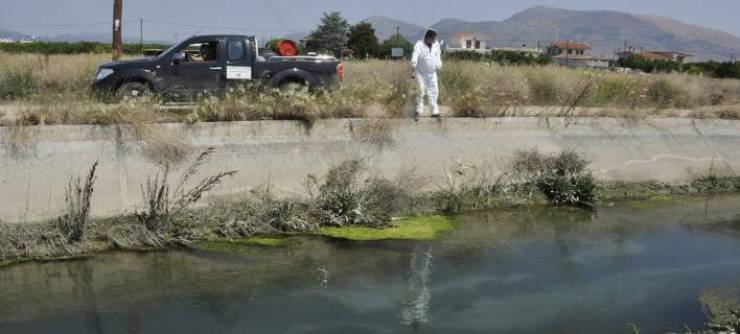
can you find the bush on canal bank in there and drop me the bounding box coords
[4,149,740,266]
[512,149,597,206]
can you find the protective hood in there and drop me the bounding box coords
[424,29,438,39]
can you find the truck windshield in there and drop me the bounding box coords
[157,42,183,60]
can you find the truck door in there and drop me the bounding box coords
[224,37,253,88]
[166,38,224,94]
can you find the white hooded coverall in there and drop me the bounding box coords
[411,36,443,116]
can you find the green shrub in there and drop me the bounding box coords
[440,65,486,117]
[537,174,596,205]
[440,63,476,98]
[512,149,597,206]
[647,79,682,108]
[0,68,38,99]
[445,50,551,66]
[308,160,409,227]
[526,72,562,105]
[588,76,638,107]
[432,162,501,212]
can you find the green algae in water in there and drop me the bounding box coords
[192,237,289,253]
[619,194,707,210]
[239,237,289,247]
[699,283,740,324]
[621,195,677,210]
[319,215,455,241]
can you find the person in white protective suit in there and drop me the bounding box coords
[411,29,443,119]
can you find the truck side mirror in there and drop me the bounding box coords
[173,51,186,64]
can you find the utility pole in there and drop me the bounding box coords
[139,18,143,55]
[624,40,628,56]
[396,26,400,47]
[112,0,123,61]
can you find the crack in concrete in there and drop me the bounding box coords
[624,154,719,166]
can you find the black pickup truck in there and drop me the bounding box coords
[92,34,344,99]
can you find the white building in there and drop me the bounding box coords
[447,33,489,54]
[547,41,610,69]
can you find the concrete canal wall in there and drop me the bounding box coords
[2,117,740,222]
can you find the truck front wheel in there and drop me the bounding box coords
[116,82,152,101]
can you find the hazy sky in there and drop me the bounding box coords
[1,0,739,42]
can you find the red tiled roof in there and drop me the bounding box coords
[638,52,671,61]
[550,41,590,50]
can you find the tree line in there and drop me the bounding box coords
[617,55,740,79]
[444,49,552,65]
[289,11,552,65]
[0,40,169,55]
[297,11,413,59]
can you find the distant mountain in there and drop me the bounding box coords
[429,19,469,34]
[367,6,740,61]
[46,32,111,43]
[46,32,146,43]
[364,16,424,41]
[280,16,424,45]
[1,28,160,44]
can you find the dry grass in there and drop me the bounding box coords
[0,162,101,262]
[57,161,98,242]
[0,53,739,125]
[0,53,106,99]
[135,148,237,239]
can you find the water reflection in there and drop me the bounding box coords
[400,246,433,329]
[318,266,330,289]
[67,262,103,334]
[1,195,740,333]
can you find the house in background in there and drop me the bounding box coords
[547,40,610,69]
[19,36,37,44]
[0,34,14,43]
[547,41,589,56]
[446,33,489,54]
[0,34,38,44]
[490,45,542,58]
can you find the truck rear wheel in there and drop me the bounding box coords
[279,81,309,94]
[116,82,151,101]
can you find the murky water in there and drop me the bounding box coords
[3,196,740,333]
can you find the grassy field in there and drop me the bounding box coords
[1,52,740,126]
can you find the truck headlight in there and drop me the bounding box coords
[95,68,114,81]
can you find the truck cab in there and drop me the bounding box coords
[92,35,343,99]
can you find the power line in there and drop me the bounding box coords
[0,19,304,33]
[143,19,306,33]
[0,21,136,28]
